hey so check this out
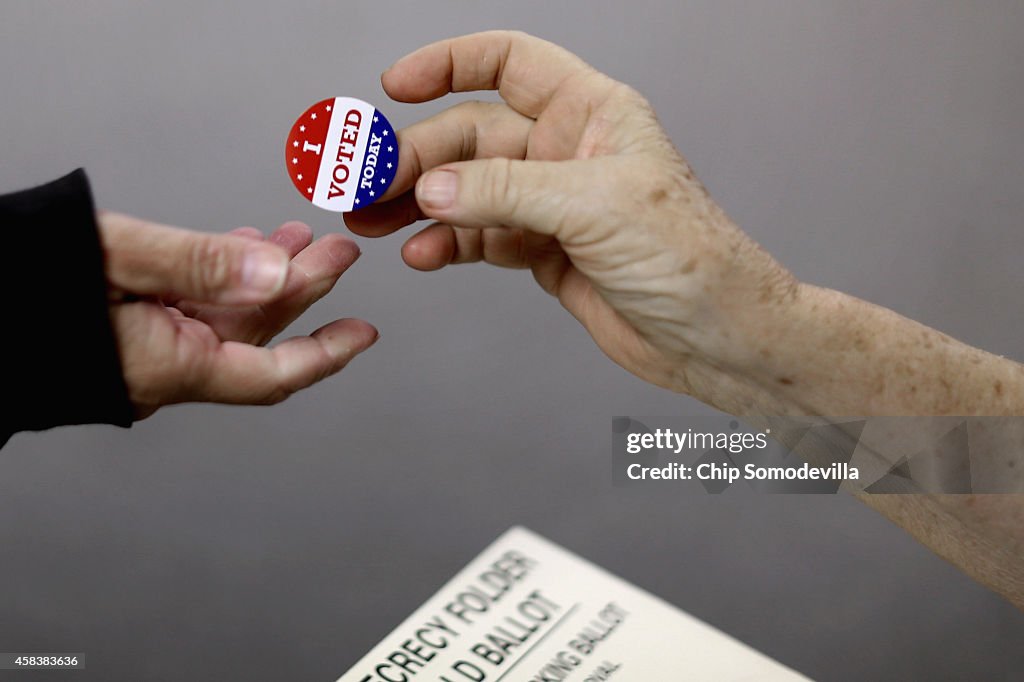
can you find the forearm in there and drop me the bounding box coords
[750,283,1024,416]
[689,282,1024,608]
[690,281,1024,419]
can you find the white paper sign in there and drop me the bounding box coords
[337,527,809,682]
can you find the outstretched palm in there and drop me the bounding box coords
[101,216,377,416]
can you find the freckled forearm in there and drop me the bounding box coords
[749,283,1024,417]
[859,493,1024,609]
[706,282,1024,608]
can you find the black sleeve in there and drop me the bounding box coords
[0,169,133,448]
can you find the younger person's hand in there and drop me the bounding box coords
[100,213,378,417]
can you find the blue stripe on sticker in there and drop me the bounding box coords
[353,109,398,211]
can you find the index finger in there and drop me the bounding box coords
[382,30,592,119]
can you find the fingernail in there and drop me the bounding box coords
[241,247,288,295]
[417,170,457,210]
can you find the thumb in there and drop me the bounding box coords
[100,213,290,305]
[414,158,597,239]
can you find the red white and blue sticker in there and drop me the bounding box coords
[285,97,398,212]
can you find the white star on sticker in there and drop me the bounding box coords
[297,174,303,180]
[311,113,317,120]
[292,158,297,164]
[373,116,378,123]
[292,140,298,147]
[380,178,386,185]
[299,125,305,132]
[387,146,393,152]
[382,129,389,136]
[307,187,312,193]
[369,190,375,197]
[386,162,392,169]
[326,105,332,111]
[355,198,360,205]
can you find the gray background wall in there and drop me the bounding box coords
[2,1,1023,680]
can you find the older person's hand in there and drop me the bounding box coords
[346,31,795,401]
[100,213,378,417]
[349,30,1024,609]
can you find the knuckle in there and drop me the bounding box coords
[505,29,556,56]
[451,101,491,157]
[497,29,532,51]
[480,158,518,215]
[187,236,233,295]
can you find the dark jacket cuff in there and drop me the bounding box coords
[0,169,133,446]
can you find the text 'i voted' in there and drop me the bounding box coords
[286,97,398,212]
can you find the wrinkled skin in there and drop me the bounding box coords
[348,31,1024,610]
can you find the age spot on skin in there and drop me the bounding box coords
[648,187,669,204]
[995,380,1004,396]
[680,257,697,274]
[777,377,794,385]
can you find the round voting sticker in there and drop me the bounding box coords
[285,97,398,212]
